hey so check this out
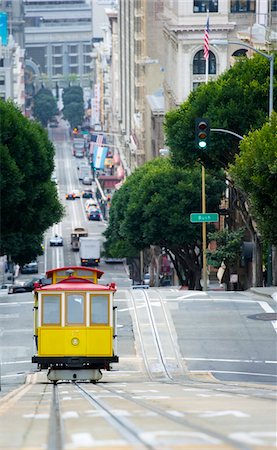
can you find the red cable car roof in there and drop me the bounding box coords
[46,266,104,279]
[37,281,117,292]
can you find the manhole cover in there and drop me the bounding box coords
[248,313,277,321]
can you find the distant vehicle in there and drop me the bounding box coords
[87,208,101,221]
[0,283,12,295]
[8,277,51,294]
[79,238,101,266]
[85,199,98,211]
[82,189,93,198]
[21,261,39,274]
[50,234,63,246]
[51,173,58,184]
[71,226,88,251]
[79,165,91,180]
[104,258,124,264]
[73,138,85,157]
[66,192,76,200]
[72,189,81,198]
[143,273,150,285]
[49,118,58,128]
[74,148,85,158]
[82,176,93,185]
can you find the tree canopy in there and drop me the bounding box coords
[104,158,225,288]
[0,100,64,264]
[229,112,277,245]
[62,86,84,128]
[164,53,277,171]
[33,87,58,127]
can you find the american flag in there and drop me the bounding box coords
[204,17,210,60]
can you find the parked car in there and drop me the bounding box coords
[143,273,150,285]
[82,189,94,198]
[66,192,76,200]
[87,208,101,221]
[50,234,63,246]
[82,176,93,185]
[0,283,13,295]
[21,261,39,274]
[8,277,50,294]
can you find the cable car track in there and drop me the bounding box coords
[48,384,64,450]
[129,288,277,402]
[73,382,252,450]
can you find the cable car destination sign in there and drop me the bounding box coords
[190,213,219,223]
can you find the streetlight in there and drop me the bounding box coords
[210,39,274,117]
[211,39,274,286]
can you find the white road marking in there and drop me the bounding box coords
[23,413,49,419]
[191,370,277,378]
[199,410,249,418]
[62,411,79,419]
[258,301,277,333]
[230,432,277,446]
[0,302,33,306]
[140,431,221,445]
[183,357,277,364]
[2,360,31,365]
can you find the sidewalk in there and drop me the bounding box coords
[249,286,277,301]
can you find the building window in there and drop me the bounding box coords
[52,46,62,55]
[230,0,256,13]
[193,81,204,91]
[232,49,248,57]
[194,0,218,13]
[193,50,216,74]
[68,45,78,54]
[272,0,277,10]
[70,55,78,65]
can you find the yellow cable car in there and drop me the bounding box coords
[32,266,118,382]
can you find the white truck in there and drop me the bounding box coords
[79,238,100,266]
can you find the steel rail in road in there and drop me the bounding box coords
[47,384,64,450]
[129,288,173,381]
[74,382,154,450]
[146,289,187,379]
[75,382,252,450]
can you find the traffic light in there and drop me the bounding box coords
[195,118,210,150]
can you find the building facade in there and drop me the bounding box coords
[24,0,93,88]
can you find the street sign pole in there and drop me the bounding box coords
[202,165,207,291]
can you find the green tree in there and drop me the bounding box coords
[0,100,64,265]
[33,88,58,127]
[62,86,83,107]
[63,101,84,129]
[104,158,225,289]
[229,113,277,246]
[164,53,277,171]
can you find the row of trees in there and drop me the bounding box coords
[0,100,64,265]
[105,53,277,288]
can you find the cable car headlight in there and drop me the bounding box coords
[71,337,79,346]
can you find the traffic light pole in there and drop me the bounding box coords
[202,165,208,291]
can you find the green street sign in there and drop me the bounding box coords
[190,213,219,223]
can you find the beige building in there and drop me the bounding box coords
[102,0,276,174]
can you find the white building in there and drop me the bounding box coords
[0,36,25,110]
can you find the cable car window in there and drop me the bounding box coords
[66,293,85,324]
[90,295,109,325]
[42,295,61,325]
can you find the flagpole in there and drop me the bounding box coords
[202,10,209,291]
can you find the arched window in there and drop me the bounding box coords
[193,50,216,75]
[232,49,248,57]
